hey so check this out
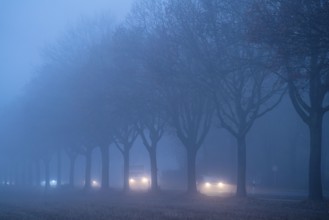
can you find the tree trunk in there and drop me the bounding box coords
[44,160,50,190]
[2,167,7,185]
[69,156,75,188]
[21,161,27,186]
[35,160,40,187]
[187,149,197,194]
[100,145,109,190]
[84,147,92,190]
[57,150,62,187]
[27,161,33,187]
[308,111,323,200]
[123,150,130,192]
[14,164,19,186]
[149,147,158,192]
[236,136,247,197]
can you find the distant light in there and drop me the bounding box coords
[91,180,100,187]
[217,182,224,188]
[205,182,211,188]
[141,177,148,184]
[129,178,136,184]
[50,179,57,187]
[40,180,46,186]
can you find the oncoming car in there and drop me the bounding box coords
[198,176,235,196]
[129,165,150,191]
[129,176,150,190]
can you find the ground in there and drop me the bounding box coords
[0,189,328,220]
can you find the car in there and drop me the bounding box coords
[129,165,150,191]
[129,176,150,190]
[198,176,235,195]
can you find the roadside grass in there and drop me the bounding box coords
[0,189,328,220]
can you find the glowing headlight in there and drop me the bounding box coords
[217,182,224,188]
[91,180,100,187]
[129,178,136,184]
[141,177,148,184]
[205,182,211,188]
[50,179,57,187]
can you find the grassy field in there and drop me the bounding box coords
[0,189,328,219]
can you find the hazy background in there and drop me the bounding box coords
[0,0,328,193]
[0,0,134,104]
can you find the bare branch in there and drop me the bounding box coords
[113,139,124,154]
[323,104,329,113]
[288,81,310,124]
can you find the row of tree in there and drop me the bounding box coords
[0,0,328,200]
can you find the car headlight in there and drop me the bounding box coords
[141,177,148,184]
[91,180,100,187]
[129,178,136,184]
[205,182,211,188]
[217,182,224,188]
[50,179,57,187]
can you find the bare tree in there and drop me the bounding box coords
[114,124,139,192]
[212,67,284,197]
[165,86,214,194]
[125,0,216,194]
[114,125,138,192]
[65,145,80,188]
[248,0,329,200]
[167,0,285,197]
[136,106,166,192]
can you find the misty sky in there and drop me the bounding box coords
[0,0,134,104]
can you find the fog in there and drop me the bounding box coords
[0,0,328,219]
[0,0,133,102]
